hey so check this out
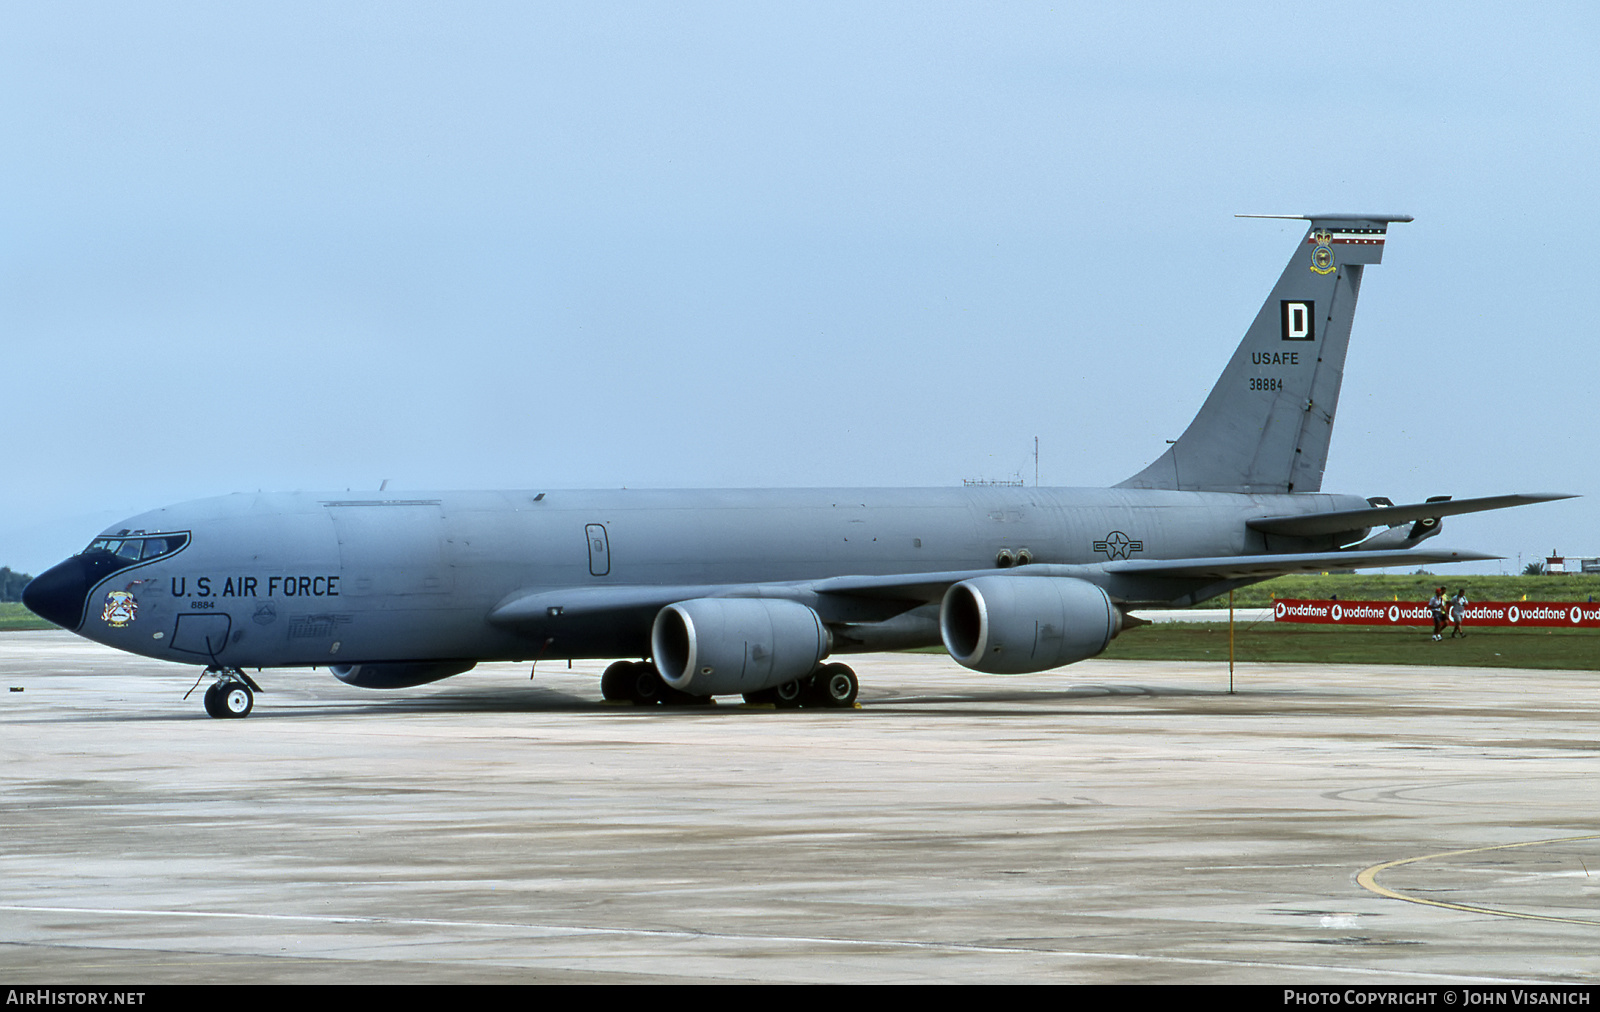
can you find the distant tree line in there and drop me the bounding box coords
[1,568,34,602]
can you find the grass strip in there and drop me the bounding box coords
[1103,621,1600,670]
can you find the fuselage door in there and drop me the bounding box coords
[171,613,233,657]
[327,501,453,596]
[585,524,610,577]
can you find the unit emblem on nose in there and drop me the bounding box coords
[101,590,138,628]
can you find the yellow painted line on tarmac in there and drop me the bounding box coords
[1357,834,1600,925]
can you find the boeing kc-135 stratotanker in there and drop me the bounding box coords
[24,214,1571,717]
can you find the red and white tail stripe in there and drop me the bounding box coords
[1308,228,1387,246]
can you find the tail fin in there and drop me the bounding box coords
[1117,214,1411,494]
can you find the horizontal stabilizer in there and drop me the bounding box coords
[1247,493,1575,538]
[1102,547,1498,581]
[1236,213,1415,223]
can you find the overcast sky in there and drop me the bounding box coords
[3,2,1595,576]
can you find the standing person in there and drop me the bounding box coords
[1429,587,1447,641]
[1449,589,1469,638]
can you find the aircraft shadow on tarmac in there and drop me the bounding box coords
[75,680,1349,722]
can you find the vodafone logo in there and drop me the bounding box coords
[1272,598,1600,628]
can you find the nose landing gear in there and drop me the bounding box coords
[198,667,263,719]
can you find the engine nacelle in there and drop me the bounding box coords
[940,575,1120,674]
[330,660,477,689]
[652,597,830,697]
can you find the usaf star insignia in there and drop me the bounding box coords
[1093,531,1144,560]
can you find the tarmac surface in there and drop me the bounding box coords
[2,629,1597,984]
[1133,607,1275,623]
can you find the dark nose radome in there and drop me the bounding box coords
[22,557,92,630]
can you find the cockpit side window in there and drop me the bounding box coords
[141,536,182,559]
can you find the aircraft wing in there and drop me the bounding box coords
[489,546,1500,627]
[1099,547,1499,580]
[486,573,992,630]
[806,548,1500,598]
[489,583,754,625]
[487,577,965,628]
[764,499,1555,607]
[1247,493,1574,537]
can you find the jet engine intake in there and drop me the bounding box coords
[940,575,1121,674]
[652,597,830,697]
[330,660,477,689]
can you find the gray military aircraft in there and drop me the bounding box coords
[24,214,1570,718]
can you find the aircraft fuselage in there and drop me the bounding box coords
[37,485,1366,669]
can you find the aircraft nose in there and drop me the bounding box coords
[22,557,92,630]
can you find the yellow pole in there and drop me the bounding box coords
[1229,589,1235,693]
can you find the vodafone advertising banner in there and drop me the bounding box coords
[1273,599,1600,629]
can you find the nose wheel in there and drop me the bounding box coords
[199,667,261,719]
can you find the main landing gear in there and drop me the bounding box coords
[602,660,665,705]
[200,667,263,719]
[600,660,859,709]
[600,660,713,707]
[744,663,859,709]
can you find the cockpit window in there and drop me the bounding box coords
[140,536,182,559]
[82,533,189,563]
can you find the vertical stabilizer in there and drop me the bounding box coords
[1117,214,1411,494]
